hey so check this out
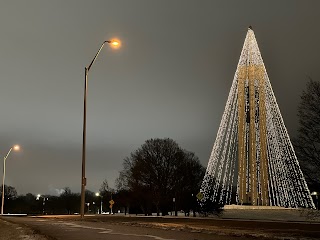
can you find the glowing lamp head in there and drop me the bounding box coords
[95,192,100,197]
[13,145,20,151]
[111,41,119,46]
[107,39,121,49]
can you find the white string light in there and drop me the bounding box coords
[200,28,315,209]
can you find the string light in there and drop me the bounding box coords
[200,28,315,208]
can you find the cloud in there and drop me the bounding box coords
[48,185,65,196]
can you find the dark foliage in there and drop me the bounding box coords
[2,186,82,215]
[1,184,18,200]
[294,79,320,192]
[116,138,205,216]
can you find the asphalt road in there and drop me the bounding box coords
[3,216,260,240]
[3,215,320,240]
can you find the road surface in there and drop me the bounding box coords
[3,215,320,240]
[3,216,262,240]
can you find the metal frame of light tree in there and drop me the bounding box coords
[238,64,269,206]
[200,27,315,208]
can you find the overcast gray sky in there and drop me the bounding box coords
[1,0,319,195]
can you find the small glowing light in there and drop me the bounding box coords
[108,39,121,49]
[13,145,20,151]
[95,192,100,197]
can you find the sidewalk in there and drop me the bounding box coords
[221,208,320,222]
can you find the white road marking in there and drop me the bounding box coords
[48,221,176,240]
[98,230,113,234]
[103,232,176,240]
[52,221,107,231]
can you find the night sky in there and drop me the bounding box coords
[1,0,319,195]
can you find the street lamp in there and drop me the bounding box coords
[95,192,103,214]
[80,39,120,218]
[1,145,20,215]
[36,194,48,215]
[311,191,319,210]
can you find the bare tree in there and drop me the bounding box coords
[1,184,18,199]
[294,79,320,191]
[60,187,80,214]
[118,138,205,216]
[99,179,112,195]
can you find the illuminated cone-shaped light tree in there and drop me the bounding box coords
[200,27,314,208]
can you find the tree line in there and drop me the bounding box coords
[1,138,205,215]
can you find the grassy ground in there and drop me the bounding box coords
[0,218,49,240]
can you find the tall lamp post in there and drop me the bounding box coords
[1,145,20,215]
[96,192,103,214]
[80,39,120,218]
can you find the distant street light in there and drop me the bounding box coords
[36,194,48,214]
[1,145,20,215]
[311,191,319,210]
[36,194,41,200]
[86,202,90,213]
[95,192,103,214]
[80,39,121,218]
